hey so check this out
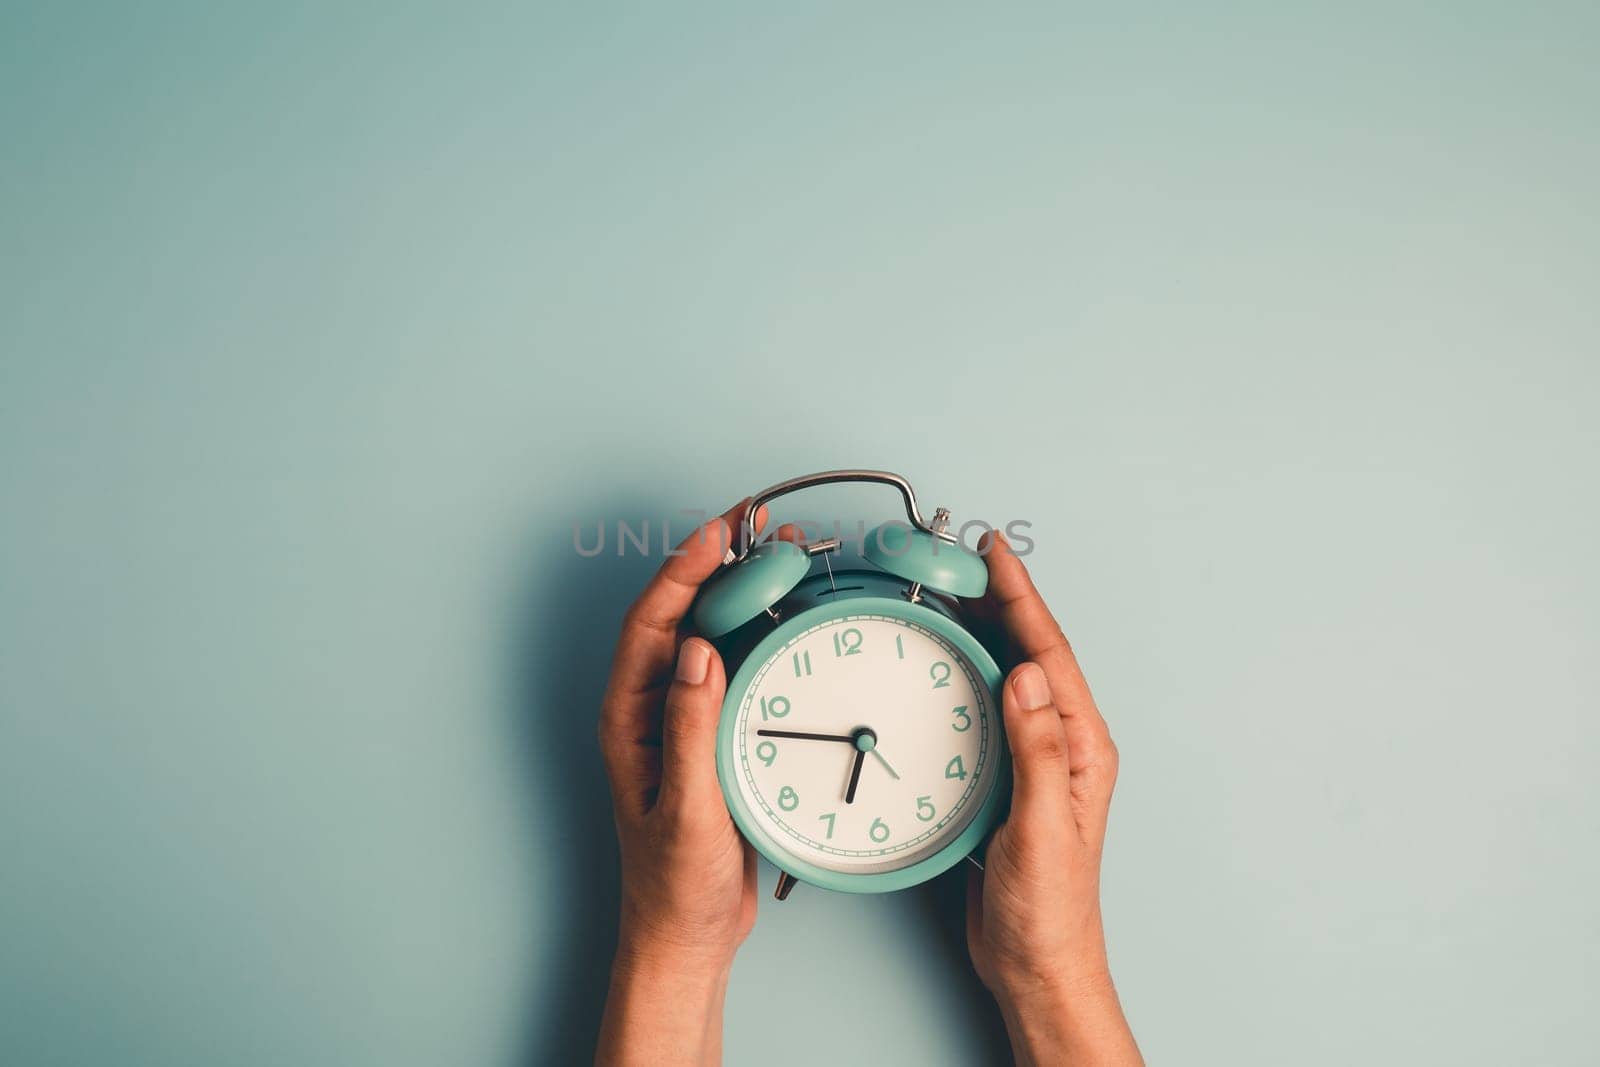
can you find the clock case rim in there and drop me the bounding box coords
[714,584,1008,895]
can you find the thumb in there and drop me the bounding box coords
[1002,662,1071,827]
[657,637,728,816]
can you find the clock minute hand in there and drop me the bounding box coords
[756,729,856,743]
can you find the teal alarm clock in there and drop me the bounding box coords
[693,470,1008,900]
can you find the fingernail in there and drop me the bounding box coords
[1013,663,1050,710]
[676,638,711,685]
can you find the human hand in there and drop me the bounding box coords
[964,532,1141,1065]
[594,500,765,1066]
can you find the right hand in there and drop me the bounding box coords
[963,532,1141,1065]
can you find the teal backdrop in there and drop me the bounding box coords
[3,4,1596,1064]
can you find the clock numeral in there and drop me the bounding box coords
[869,817,891,843]
[833,628,863,657]
[792,651,812,677]
[929,661,952,689]
[760,695,791,720]
[950,705,972,732]
[915,795,936,822]
[778,786,800,811]
[944,755,968,781]
[818,812,836,839]
[756,740,777,767]
[895,635,905,660]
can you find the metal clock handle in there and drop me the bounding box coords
[732,468,956,565]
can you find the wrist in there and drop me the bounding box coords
[614,917,739,983]
[982,923,1112,1005]
[598,937,733,1066]
[993,972,1140,1067]
[994,967,1117,1019]
[611,930,734,993]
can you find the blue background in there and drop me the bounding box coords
[3,3,1596,1064]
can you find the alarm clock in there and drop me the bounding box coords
[693,470,1008,900]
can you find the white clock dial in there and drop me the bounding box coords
[731,613,995,874]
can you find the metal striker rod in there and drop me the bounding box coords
[905,506,953,604]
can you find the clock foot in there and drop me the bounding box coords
[774,871,798,901]
[965,853,985,872]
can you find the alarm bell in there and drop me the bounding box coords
[862,518,988,600]
[692,540,810,638]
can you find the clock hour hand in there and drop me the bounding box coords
[844,747,867,804]
[756,729,855,743]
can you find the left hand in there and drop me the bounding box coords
[595,500,764,1065]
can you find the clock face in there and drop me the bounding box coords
[727,610,998,877]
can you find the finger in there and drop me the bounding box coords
[766,522,807,546]
[600,500,764,813]
[608,500,765,705]
[656,637,728,816]
[976,530,1114,776]
[1001,662,1075,832]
